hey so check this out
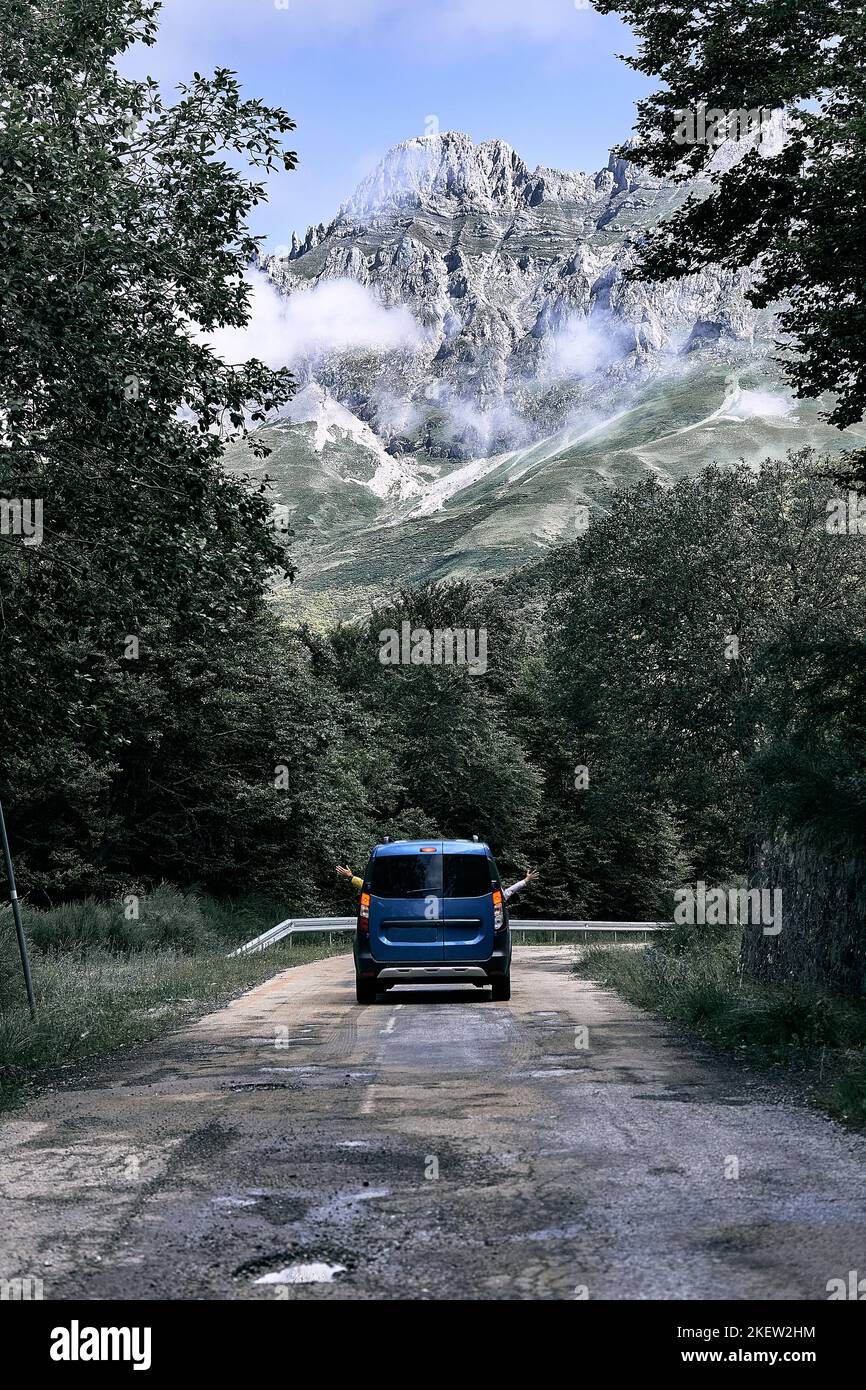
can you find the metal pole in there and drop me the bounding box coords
[0,799,37,1019]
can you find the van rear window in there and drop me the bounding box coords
[443,854,493,898]
[371,854,443,898]
[370,852,494,898]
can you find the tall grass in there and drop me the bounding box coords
[576,925,866,1126]
[14,885,286,961]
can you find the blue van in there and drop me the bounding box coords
[353,838,511,1003]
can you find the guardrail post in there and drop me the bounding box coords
[0,798,36,1020]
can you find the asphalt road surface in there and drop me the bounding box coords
[3,948,866,1300]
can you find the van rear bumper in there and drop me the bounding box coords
[354,936,510,982]
[378,965,487,981]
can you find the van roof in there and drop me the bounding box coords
[373,838,488,857]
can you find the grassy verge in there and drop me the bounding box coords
[0,887,349,1111]
[575,925,866,1126]
[511,929,656,947]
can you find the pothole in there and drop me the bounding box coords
[260,1066,321,1074]
[233,1247,355,1281]
[254,1262,346,1285]
[225,1081,301,1092]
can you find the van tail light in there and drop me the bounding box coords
[357,892,370,934]
[493,889,504,931]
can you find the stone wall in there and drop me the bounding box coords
[741,838,866,998]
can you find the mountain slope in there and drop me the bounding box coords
[222,130,860,616]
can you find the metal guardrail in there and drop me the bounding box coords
[508,920,671,933]
[229,916,671,957]
[229,917,354,957]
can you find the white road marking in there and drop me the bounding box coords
[379,1003,403,1036]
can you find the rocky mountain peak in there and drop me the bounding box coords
[339,131,539,218]
[266,127,777,468]
[236,127,850,614]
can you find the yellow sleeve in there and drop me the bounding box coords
[351,875,363,892]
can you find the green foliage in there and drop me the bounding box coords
[7,429,863,929]
[0,887,294,1013]
[3,5,861,962]
[829,1067,866,1127]
[578,937,866,1051]
[542,451,866,878]
[0,1,300,894]
[22,886,206,956]
[593,0,866,438]
[336,582,543,856]
[14,882,266,957]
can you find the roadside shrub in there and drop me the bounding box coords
[829,1067,866,1126]
[23,886,211,954]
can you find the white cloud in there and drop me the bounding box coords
[441,392,531,453]
[728,388,795,420]
[204,273,424,368]
[542,311,631,382]
[140,0,597,53]
[432,0,596,44]
[372,390,422,438]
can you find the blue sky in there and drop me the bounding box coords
[123,1,651,252]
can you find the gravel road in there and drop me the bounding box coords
[2,947,865,1300]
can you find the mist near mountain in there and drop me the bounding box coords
[221,130,864,616]
[205,273,425,369]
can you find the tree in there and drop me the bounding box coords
[543,452,866,882]
[0,0,299,893]
[327,582,543,862]
[593,0,866,438]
